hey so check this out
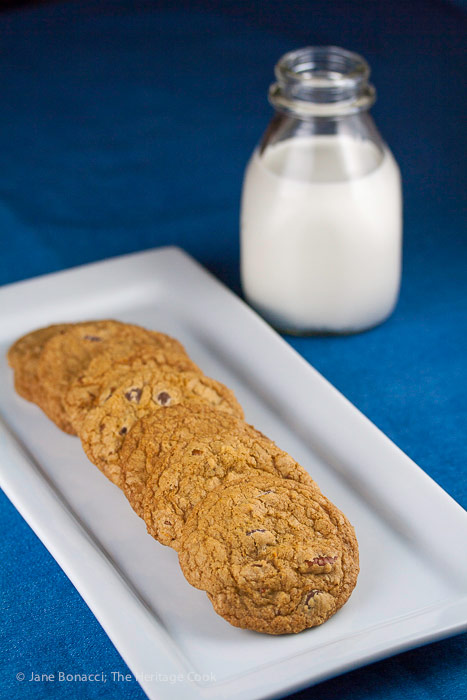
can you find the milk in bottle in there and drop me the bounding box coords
[240,46,402,334]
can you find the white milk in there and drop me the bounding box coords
[240,135,402,333]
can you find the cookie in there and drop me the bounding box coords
[178,476,359,634]
[139,405,316,549]
[7,323,74,402]
[64,342,199,433]
[36,320,183,434]
[121,404,284,519]
[80,369,244,486]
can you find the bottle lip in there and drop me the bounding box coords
[270,45,376,116]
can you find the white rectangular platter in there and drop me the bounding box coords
[1,246,466,700]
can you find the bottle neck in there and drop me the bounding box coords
[269,46,376,118]
[259,110,385,161]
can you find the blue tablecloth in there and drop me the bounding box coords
[1,1,466,698]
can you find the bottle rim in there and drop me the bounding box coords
[270,46,376,116]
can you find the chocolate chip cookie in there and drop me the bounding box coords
[80,369,244,486]
[139,405,316,550]
[178,475,359,634]
[64,342,199,433]
[36,320,184,434]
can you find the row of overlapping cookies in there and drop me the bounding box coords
[8,320,358,634]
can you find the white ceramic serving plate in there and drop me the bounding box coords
[1,247,466,700]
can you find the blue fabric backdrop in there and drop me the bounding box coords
[0,1,466,698]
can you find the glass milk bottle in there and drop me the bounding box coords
[240,46,402,334]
